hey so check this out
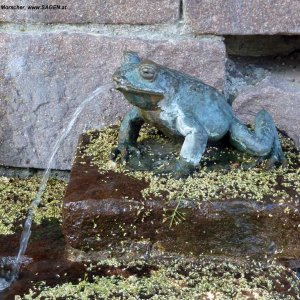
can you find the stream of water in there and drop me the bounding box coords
[0,84,111,291]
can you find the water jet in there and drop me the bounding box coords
[0,84,111,293]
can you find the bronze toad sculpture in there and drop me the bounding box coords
[112,52,285,177]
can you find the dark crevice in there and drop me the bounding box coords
[224,35,300,127]
[179,0,183,21]
[225,35,300,57]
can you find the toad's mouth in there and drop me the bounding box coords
[113,77,164,96]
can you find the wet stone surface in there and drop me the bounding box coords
[0,221,158,299]
[63,129,300,265]
[0,127,299,298]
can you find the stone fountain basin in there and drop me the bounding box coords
[62,131,300,265]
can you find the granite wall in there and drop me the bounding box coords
[0,1,299,169]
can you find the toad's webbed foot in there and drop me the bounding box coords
[241,155,287,171]
[265,155,288,170]
[241,157,265,170]
[111,145,141,163]
[173,159,196,179]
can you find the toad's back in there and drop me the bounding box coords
[150,72,234,141]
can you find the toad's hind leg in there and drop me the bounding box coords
[229,110,285,167]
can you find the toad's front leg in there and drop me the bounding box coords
[111,107,144,162]
[175,116,208,178]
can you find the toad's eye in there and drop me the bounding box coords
[139,64,157,80]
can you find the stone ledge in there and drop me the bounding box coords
[185,0,300,35]
[62,132,300,261]
[0,0,179,25]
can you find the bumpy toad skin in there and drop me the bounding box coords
[112,52,285,177]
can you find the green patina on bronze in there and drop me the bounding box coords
[111,52,285,178]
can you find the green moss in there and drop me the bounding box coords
[0,177,66,235]
[18,257,300,299]
[2,126,298,299]
[83,125,300,204]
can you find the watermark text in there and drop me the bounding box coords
[1,5,67,10]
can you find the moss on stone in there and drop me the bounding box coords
[1,126,298,299]
[83,125,300,205]
[18,257,300,299]
[0,177,66,235]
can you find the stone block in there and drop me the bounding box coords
[185,0,300,35]
[0,33,225,170]
[0,0,179,24]
[233,75,300,149]
[63,132,300,261]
